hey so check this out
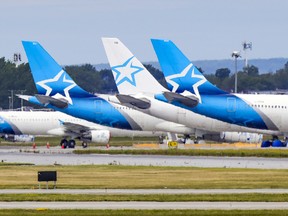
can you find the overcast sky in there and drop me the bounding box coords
[1,0,288,65]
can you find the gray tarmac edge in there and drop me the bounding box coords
[0,201,288,210]
[1,188,288,194]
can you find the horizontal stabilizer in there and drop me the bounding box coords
[35,94,68,109]
[163,92,199,108]
[116,94,151,109]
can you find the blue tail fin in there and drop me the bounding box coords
[151,39,226,95]
[22,41,93,104]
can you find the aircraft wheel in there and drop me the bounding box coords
[60,139,68,148]
[68,140,76,148]
[82,142,88,148]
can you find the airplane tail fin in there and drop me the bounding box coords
[22,41,93,103]
[102,38,167,95]
[151,39,226,95]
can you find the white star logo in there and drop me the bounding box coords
[36,70,76,104]
[165,63,207,103]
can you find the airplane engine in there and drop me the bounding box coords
[82,130,110,144]
[3,134,35,143]
[202,132,263,143]
[220,132,263,143]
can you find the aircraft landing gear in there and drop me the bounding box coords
[68,139,76,148]
[82,142,88,148]
[60,138,68,148]
[60,138,76,148]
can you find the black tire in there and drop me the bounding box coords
[82,142,88,148]
[68,140,76,148]
[60,139,68,148]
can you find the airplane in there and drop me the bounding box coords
[0,110,166,147]
[0,110,110,147]
[18,41,196,142]
[101,37,280,143]
[151,39,288,145]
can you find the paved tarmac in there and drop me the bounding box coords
[1,201,288,210]
[1,188,288,194]
[0,148,288,169]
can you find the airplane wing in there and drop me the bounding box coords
[61,121,97,136]
[60,121,110,144]
[35,94,68,109]
[116,94,151,109]
[163,91,199,108]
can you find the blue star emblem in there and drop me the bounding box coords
[36,70,76,104]
[111,56,144,87]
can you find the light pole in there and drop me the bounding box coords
[231,51,241,93]
[242,41,252,68]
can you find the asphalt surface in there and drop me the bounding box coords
[1,201,288,210]
[0,147,288,169]
[1,188,288,194]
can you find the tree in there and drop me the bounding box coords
[215,68,230,80]
[243,65,259,76]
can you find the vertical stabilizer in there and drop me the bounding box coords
[151,39,226,95]
[22,41,93,104]
[102,37,167,95]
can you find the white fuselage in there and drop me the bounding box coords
[109,93,280,137]
[235,93,288,134]
[0,110,193,137]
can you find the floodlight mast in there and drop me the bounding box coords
[231,51,241,93]
[242,41,252,68]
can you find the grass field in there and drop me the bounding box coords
[0,164,288,189]
[74,148,288,158]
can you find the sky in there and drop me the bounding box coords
[1,0,288,65]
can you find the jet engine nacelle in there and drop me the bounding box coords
[203,132,263,143]
[82,130,110,144]
[220,132,263,143]
[3,134,35,143]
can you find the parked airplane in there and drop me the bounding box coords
[0,110,163,147]
[151,39,288,144]
[18,41,195,140]
[101,37,279,143]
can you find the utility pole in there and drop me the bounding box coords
[19,90,26,110]
[242,41,252,68]
[231,51,241,93]
[8,90,14,110]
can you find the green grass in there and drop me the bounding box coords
[0,209,287,216]
[0,164,288,189]
[1,193,288,202]
[74,148,288,158]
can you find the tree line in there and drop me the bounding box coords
[0,56,288,109]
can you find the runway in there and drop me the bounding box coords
[1,201,288,210]
[1,188,288,194]
[0,147,288,169]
